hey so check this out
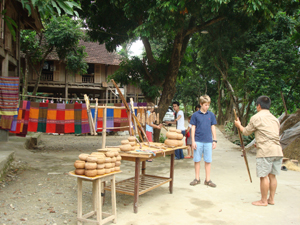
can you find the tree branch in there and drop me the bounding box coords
[141,36,156,65]
[185,16,226,36]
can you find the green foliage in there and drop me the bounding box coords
[19,0,81,19]
[225,121,233,133]
[159,133,167,143]
[1,9,18,41]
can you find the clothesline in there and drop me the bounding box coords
[20,94,110,102]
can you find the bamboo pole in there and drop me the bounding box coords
[130,98,138,136]
[84,94,95,135]
[93,98,98,130]
[102,105,107,148]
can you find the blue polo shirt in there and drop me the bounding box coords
[190,110,217,142]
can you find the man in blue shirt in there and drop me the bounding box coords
[190,95,217,187]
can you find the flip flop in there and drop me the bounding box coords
[184,156,192,159]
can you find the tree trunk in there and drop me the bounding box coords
[22,55,29,100]
[32,65,42,96]
[217,76,224,125]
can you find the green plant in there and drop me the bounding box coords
[159,134,167,143]
[225,121,234,133]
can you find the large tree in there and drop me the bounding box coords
[78,0,282,121]
[21,15,88,97]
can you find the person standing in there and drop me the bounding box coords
[190,95,217,187]
[234,96,283,206]
[166,101,185,159]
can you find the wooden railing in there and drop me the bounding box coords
[82,75,94,83]
[41,73,53,81]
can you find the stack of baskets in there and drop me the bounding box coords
[164,128,184,147]
[119,136,137,151]
[74,150,122,177]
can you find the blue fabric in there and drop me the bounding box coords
[146,110,153,132]
[175,130,185,159]
[190,110,217,142]
[193,142,213,163]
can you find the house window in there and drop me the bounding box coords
[82,63,94,83]
[41,61,54,81]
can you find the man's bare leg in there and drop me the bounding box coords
[268,174,277,205]
[195,161,200,180]
[252,176,269,206]
[205,162,211,182]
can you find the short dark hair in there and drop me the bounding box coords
[172,101,179,106]
[195,104,201,111]
[256,96,271,109]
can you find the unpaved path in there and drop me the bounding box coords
[0,128,300,225]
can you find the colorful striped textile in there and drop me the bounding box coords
[0,77,19,116]
[74,103,82,134]
[28,102,39,132]
[114,103,122,131]
[120,109,129,131]
[17,101,30,136]
[0,115,14,129]
[106,107,114,131]
[37,103,48,132]
[65,104,75,133]
[10,112,18,131]
[56,103,65,133]
[81,104,90,134]
[97,106,104,131]
[46,103,57,133]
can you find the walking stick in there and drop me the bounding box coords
[234,109,252,183]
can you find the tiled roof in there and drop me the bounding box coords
[27,40,121,66]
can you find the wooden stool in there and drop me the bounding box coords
[69,171,120,225]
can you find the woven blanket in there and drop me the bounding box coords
[114,103,122,131]
[17,101,30,136]
[37,103,48,132]
[81,104,90,134]
[0,115,14,130]
[120,109,129,131]
[28,102,39,132]
[107,108,114,131]
[10,112,18,131]
[0,77,19,115]
[97,106,104,131]
[74,103,82,134]
[65,104,74,133]
[56,103,65,133]
[46,103,57,133]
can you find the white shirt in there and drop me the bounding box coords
[176,110,185,131]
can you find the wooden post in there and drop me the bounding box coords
[169,153,175,194]
[106,88,108,104]
[102,104,107,148]
[134,158,140,213]
[77,178,83,225]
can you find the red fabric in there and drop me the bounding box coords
[146,131,153,142]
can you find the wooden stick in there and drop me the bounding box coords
[234,109,252,183]
[84,94,95,135]
[97,126,129,130]
[130,98,138,136]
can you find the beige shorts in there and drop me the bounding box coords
[256,157,283,178]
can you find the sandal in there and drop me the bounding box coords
[204,180,216,188]
[190,179,200,186]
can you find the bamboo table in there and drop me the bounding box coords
[99,143,187,213]
[69,171,121,225]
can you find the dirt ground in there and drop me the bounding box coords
[1,126,300,225]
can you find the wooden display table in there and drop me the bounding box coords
[69,171,121,225]
[99,143,187,213]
